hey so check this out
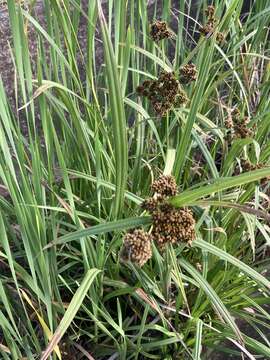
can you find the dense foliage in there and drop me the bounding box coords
[0,0,270,359]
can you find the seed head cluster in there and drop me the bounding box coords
[225,110,253,140]
[141,194,164,213]
[151,174,178,196]
[137,71,188,116]
[152,205,196,251]
[142,175,196,250]
[179,64,197,84]
[240,159,270,185]
[121,229,153,267]
[233,116,253,139]
[150,20,173,42]
[205,5,215,19]
[199,5,224,43]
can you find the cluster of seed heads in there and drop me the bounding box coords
[225,109,254,140]
[199,5,224,43]
[152,205,196,251]
[240,159,270,185]
[151,174,178,196]
[205,4,215,19]
[137,71,188,116]
[143,175,196,250]
[121,175,195,265]
[141,194,164,213]
[233,116,254,139]
[224,108,239,129]
[121,229,153,267]
[179,63,197,84]
[150,20,174,42]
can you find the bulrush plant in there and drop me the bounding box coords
[1,1,270,359]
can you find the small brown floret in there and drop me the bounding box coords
[224,117,233,129]
[233,124,253,139]
[136,85,144,95]
[199,22,214,36]
[232,108,241,119]
[121,229,153,267]
[174,90,189,107]
[228,115,253,139]
[142,80,151,88]
[240,159,254,172]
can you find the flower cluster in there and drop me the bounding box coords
[152,204,196,251]
[199,5,224,43]
[121,229,153,267]
[137,71,188,116]
[240,159,270,185]
[179,63,197,84]
[121,175,196,266]
[151,174,178,196]
[233,116,253,139]
[225,109,253,140]
[143,175,195,250]
[150,20,173,42]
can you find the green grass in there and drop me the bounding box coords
[0,0,270,358]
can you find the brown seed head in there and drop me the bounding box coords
[216,32,225,44]
[136,85,144,95]
[141,194,164,213]
[199,23,214,36]
[121,229,153,267]
[174,89,189,107]
[150,20,173,42]
[232,116,253,139]
[152,206,196,251]
[205,5,215,19]
[151,175,178,197]
[224,117,233,129]
[142,80,151,88]
[179,63,197,84]
[136,71,186,116]
[240,159,254,172]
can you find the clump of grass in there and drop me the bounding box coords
[0,0,270,359]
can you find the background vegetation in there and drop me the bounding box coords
[0,0,270,359]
